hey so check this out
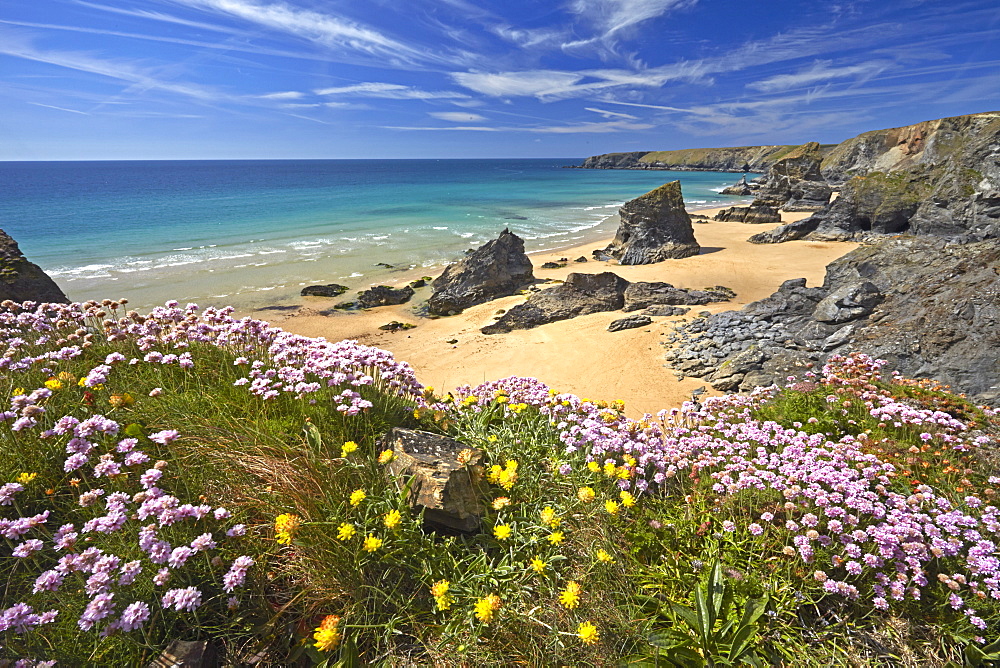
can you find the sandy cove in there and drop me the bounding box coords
[245,208,857,418]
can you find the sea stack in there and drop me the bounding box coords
[427,229,534,315]
[0,229,68,304]
[603,181,700,265]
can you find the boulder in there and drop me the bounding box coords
[608,314,652,332]
[0,229,68,304]
[355,285,414,309]
[713,204,782,224]
[754,142,832,211]
[622,282,734,312]
[603,181,700,264]
[720,174,753,196]
[381,428,487,534]
[641,305,690,317]
[482,272,630,334]
[574,256,588,263]
[427,229,534,315]
[378,321,416,332]
[300,283,348,297]
[811,282,883,324]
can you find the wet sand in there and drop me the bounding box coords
[244,208,856,417]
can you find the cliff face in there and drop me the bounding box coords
[580,145,836,172]
[753,111,1000,243]
[0,229,68,304]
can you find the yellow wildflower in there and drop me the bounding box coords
[457,448,474,465]
[603,461,617,477]
[624,454,637,467]
[434,593,453,611]
[362,534,383,552]
[587,461,600,473]
[604,500,619,515]
[577,487,595,503]
[430,580,450,598]
[577,620,599,645]
[497,460,518,490]
[56,371,75,383]
[44,378,63,390]
[596,549,614,564]
[274,513,300,545]
[487,465,502,484]
[616,466,632,480]
[77,377,87,387]
[108,393,134,408]
[620,491,636,508]
[547,531,565,545]
[474,594,501,623]
[12,387,25,396]
[495,394,509,404]
[313,615,341,652]
[493,523,512,540]
[378,449,395,464]
[492,497,511,510]
[540,506,559,528]
[384,509,402,530]
[530,556,546,573]
[16,472,37,485]
[559,581,582,609]
[349,489,366,507]
[336,523,355,541]
[340,441,358,457]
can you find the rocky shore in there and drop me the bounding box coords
[577,144,837,172]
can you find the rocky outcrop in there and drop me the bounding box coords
[381,428,487,534]
[663,237,1000,403]
[622,282,732,311]
[754,142,833,211]
[355,285,414,308]
[0,229,68,304]
[427,229,534,315]
[720,174,753,195]
[603,181,700,264]
[579,145,834,172]
[713,204,782,224]
[482,272,629,334]
[758,112,1000,244]
[608,314,652,332]
[301,283,348,297]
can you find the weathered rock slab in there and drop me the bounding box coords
[355,285,415,309]
[482,272,630,334]
[427,229,534,315]
[608,314,652,332]
[301,283,348,297]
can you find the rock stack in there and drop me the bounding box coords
[0,229,68,304]
[427,229,534,315]
[602,181,700,265]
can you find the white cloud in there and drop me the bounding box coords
[258,90,304,100]
[315,82,469,100]
[747,59,893,92]
[527,119,654,134]
[382,125,499,132]
[570,0,696,37]
[585,106,637,119]
[428,111,487,122]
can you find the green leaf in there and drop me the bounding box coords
[727,622,758,662]
[707,561,724,626]
[694,587,710,645]
[125,423,145,438]
[670,603,700,633]
[303,421,323,450]
[334,637,361,668]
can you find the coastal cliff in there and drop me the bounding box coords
[0,229,68,304]
[579,144,836,172]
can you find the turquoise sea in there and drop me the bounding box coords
[0,159,753,310]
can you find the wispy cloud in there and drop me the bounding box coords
[747,59,893,92]
[382,119,653,133]
[73,1,241,34]
[171,0,468,68]
[569,0,696,38]
[428,111,487,122]
[258,90,304,99]
[28,101,90,115]
[315,82,469,100]
[585,106,638,119]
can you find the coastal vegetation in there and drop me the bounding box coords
[2,298,998,666]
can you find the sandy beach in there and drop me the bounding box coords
[245,208,857,417]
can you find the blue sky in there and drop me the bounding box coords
[2,0,999,160]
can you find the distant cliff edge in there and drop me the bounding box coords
[577,145,838,172]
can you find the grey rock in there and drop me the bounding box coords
[720,174,753,196]
[355,284,415,309]
[301,283,348,297]
[603,181,700,264]
[427,229,534,315]
[812,282,882,324]
[0,229,68,304]
[482,271,629,334]
[382,428,487,534]
[642,305,691,317]
[608,314,653,332]
[714,204,782,224]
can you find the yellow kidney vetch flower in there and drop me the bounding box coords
[559,581,582,609]
[620,490,636,508]
[340,440,358,457]
[540,506,560,528]
[383,509,402,530]
[474,594,501,623]
[362,534,383,552]
[337,523,355,541]
[577,487,595,503]
[349,489,366,507]
[493,523,512,540]
[603,461,617,477]
[596,549,614,564]
[587,461,600,473]
[430,580,453,611]
[530,556,546,573]
[547,530,565,545]
[16,472,37,485]
[377,449,395,464]
[274,513,300,545]
[44,378,63,390]
[313,615,342,652]
[604,500,620,515]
